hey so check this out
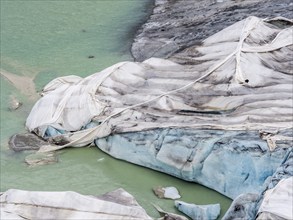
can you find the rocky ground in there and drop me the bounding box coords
[131,0,293,62]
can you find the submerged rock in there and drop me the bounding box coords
[153,186,181,200]
[175,200,220,220]
[9,133,47,152]
[9,133,59,166]
[8,95,22,111]
[0,188,152,220]
[25,152,58,167]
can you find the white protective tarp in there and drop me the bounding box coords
[0,189,152,220]
[257,177,293,220]
[26,16,293,150]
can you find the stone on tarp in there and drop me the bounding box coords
[175,201,220,220]
[152,203,189,220]
[0,188,152,220]
[8,95,22,111]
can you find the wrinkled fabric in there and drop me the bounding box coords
[25,16,293,151]
[257,177,293,219]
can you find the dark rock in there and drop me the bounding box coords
[131,0,293,62]
[9,133,48,152]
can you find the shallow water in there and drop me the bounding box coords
[0,0,231,218]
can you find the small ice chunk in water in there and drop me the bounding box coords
[153,186,181,199]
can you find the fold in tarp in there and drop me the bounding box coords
[25,16,293,151]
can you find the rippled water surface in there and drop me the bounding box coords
[0,0,231,218]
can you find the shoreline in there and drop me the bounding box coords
[125,0,156,59]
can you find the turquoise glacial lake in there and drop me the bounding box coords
[0,0,231,218]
